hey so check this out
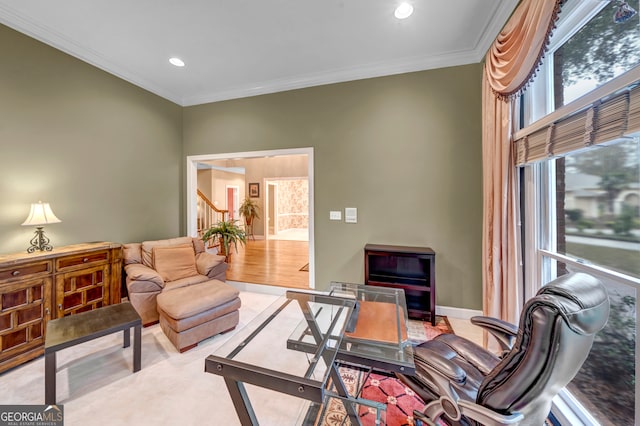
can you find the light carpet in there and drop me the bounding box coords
[0,290,309,426]
[1,292,451,426]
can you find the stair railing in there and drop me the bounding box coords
[197,189,229,242]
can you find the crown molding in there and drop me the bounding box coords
[182,49,480,106]
[1,1,518,107]
[472,0,520,63]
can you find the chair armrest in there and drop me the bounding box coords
[471,315,518,352]
[195,252,227,277]
[124,264,164,291]
[458,400,524,425]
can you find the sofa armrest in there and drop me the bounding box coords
[125,264,164,292]
[196,252,228,279]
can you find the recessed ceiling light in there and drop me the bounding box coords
[169,57,185,67]
[394,2,414,19]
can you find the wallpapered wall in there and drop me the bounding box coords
[276,179,309,231]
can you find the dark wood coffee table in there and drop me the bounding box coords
[44,302,142,404]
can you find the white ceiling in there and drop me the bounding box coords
[0,1,518,106]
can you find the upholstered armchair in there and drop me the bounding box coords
[123,236,228,325]
[398,272,610,426]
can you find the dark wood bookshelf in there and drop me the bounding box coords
[364,244,436,325]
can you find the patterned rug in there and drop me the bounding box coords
[406,316,452,344]
[320,316,452,426]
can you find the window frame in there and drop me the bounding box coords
[520,1,640,423]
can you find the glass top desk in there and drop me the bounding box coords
[204,284,415,425]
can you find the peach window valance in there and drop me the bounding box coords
[485,0,565,100]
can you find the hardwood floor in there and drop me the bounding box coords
[224,239,310,289]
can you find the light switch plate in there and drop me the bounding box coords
[345,207,357,223]
[329,211,342,221]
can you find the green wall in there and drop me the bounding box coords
[183,65,484,310]
[0,25,183,254]
[0,21,483,310]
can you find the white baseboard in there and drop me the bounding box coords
[436,305,483,320]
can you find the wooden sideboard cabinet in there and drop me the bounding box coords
[364,244,436,324]
[0,242,122,373]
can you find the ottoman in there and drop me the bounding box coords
[156,280,241,352]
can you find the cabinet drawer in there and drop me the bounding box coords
[56,251,109,271]
[0,261,52,282]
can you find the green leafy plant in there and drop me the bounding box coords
[202,219,246,256]
[565,208,584,223]
[239,197,260,226]
[613,204,636,236]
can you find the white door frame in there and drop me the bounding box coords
[186,147,315,288]
[225,184,239,220]
[265,181,279,238]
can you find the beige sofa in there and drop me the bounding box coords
[123,237,240,352]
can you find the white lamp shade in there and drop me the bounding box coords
[21,202,61,226]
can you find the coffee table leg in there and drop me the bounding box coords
[45,352,56,405]
[133,324,141,372]
[123,328,130,348]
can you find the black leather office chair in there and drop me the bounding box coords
[398,272,610,425]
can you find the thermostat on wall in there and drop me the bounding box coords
[345,207,357,223]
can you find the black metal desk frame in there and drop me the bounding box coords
[205,291,367,425]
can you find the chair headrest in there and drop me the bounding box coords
[535,272,610,335]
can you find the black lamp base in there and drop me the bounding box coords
[27,226,54,253]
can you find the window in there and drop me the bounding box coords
[554,2,640,107]
[559,141,640,279]
[555,141,638,425]
[520,1,640,424]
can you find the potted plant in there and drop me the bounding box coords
[202,219,247,257]
[239,197,260,227]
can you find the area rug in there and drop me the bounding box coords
[320,317,453,425]
[407,316,452,344]
[300,263,309,271]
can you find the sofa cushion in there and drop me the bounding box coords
[141,236,193,268]
[163,274,210,292]
[123,243,143,265]
[124,263,164,289]
[153,244,199,282]
[195,252,226,276]
[192,238,206,255]
[157,280,240,320]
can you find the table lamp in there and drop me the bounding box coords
[21,201,62,253]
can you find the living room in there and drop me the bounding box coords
[1,0,639,424]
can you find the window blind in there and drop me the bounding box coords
[515,79,640,166]
[629,85,640,135]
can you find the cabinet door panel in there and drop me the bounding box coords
[55,265,110,317]
[0,277,51,365]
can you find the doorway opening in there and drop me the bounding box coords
[226,185,239,220]
[186,148,314,289]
